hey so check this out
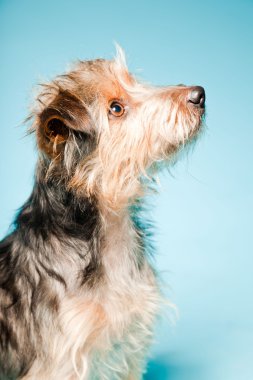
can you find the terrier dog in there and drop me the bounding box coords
[0,47,205,380]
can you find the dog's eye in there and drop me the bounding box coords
[109,101,125,117]
[45,117,69,143]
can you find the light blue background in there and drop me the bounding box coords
[0,1,253,379]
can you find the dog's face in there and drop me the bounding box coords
[34,47,205,209]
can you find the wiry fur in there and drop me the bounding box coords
[0,46,205,379]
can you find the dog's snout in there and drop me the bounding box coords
[188,86,205,108]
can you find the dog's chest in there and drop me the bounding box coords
[58,217,160,378]
[58,264,159,380]
[60,243,158,343]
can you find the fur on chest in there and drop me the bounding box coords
[23,214,160,380]
[56,237,160,379]
[24,267,160,380]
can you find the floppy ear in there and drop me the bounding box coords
[37,90,90,157]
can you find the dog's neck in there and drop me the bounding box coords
[14,169,147,289]
[16,177,98,241]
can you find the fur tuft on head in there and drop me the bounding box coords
[114,43,128,71]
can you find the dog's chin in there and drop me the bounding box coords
[162,120,204,159]
[189,111,205,137]
[192,117,205,137]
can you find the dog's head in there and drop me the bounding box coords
[33,46,205,210]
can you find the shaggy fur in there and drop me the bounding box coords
[0,46,205,380]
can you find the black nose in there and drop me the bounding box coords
[188,86,205,108]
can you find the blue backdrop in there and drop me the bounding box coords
[1,1,253,379]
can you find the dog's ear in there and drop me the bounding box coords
[44,116,69,144]
[38,90,90,157]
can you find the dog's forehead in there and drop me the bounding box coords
[72,58,135,102]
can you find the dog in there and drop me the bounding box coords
[0,46,205,379]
